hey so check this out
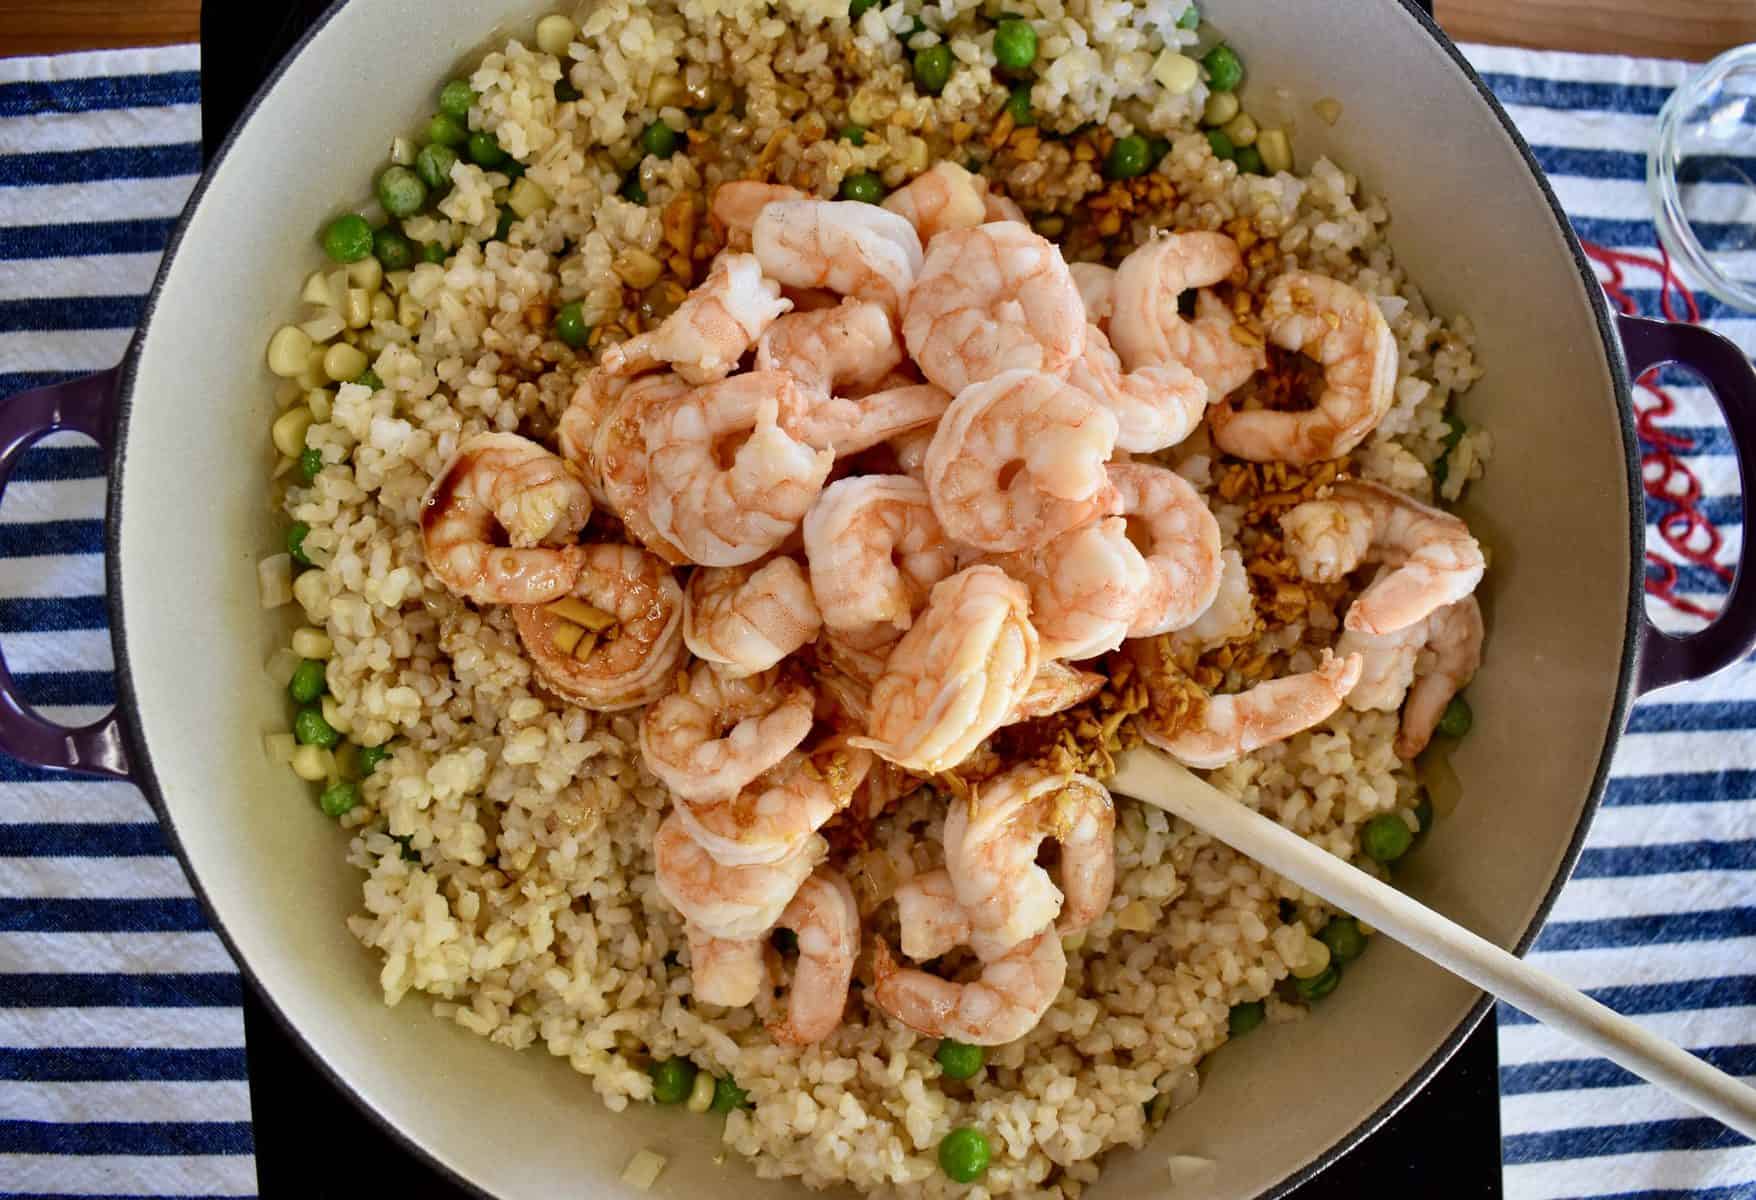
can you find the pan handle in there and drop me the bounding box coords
[1621,314,1756,695]
[0,370,131,779]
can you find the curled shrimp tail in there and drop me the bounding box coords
[1395,596,1484,759]
[1145,650,1364,769]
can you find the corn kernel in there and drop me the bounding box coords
[305,387,333,423]
[1152,51,1199,95]
[1289,934,1332,980]
[370,292,396,323]
[324,342,368,383]
[1257,127,1292,174]
[685,1070,716,1113]
[344,288,373,329]
[292,626,333,659]
[266,326,314,377]
[1201,90,1239,128]
[322,695,352,735]
[271,407,315,458]
[291,744,333,782]
[1222,112,1258,148]
[347,257,384,292]
[536,13,578,56]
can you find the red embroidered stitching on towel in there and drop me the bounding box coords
[1584,240,1728,621]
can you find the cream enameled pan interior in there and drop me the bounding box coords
[113,1,1632,1195]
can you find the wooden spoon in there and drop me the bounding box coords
[1109,746,1756,1139]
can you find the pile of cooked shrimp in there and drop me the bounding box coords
[417,161,1487,1047]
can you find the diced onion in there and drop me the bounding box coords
[322,695,353,736]
[301,271,335,307]
[508,177,552,219]
[1152,50,1199,94]
[299,311,347,345]
[258,554,293,609]
[1167,1155,1217,1187]
[621,1149,667,1190]
[265,647,301,688]
[390,137,415,167]
[264,732,297,766]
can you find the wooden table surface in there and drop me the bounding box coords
[1,0,1755,61]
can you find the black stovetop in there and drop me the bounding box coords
[202,4,1501,1195]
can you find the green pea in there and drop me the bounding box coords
[494,208,517,242]
[1361,812,1414,864]
[286,521,313,567]
[641,121,679,159]
[622,175,648,205]
[840,123,867,146]
[467,130,507,168]
[648,1056,697,1104]
[1413,791,1435,836]
[354,368,384,391]
[1294,963,1341,1003]
[320,214,374,264]
[839,171,885,204]
[1147,136,1171,167]
[993,19,1037,70]
[1318,917,1367,965]
[297,447,324,484]
[554,301,590,349]
[372,227,415,271]
[1227,999,1265,1037]
[294,704,339,749]
[288,659,327,704]
[913,44,954,96]
[709,1075,751,1113]
[935,1039,985,1080]
[357,743,391,774]
[1177,4,1201,29]
[1233,143,1264,175]
[1438,695,1473,739]
[1205,129,1235,161]
[375,166,427,219]
[501,158,526,180]
[319,781,360,818]
[420,241,448,265]
[414,144,457,193]
[426,112,468,148]
[1202,44,1244,92]
[439,80,477,120]
[1104,134,1152,180]
[938,1127,990,1184]
[1004,84,1034,127]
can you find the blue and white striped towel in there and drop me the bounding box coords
[0,34,1751,1200]
[0,44,257,1200]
